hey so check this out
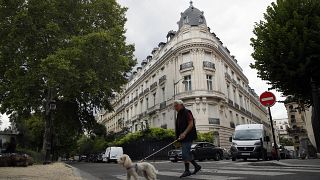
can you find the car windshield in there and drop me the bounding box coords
[191,144,200,148]
[233,129,262,140]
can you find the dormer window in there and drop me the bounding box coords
[183,16,189,24]
[199,16,204,23]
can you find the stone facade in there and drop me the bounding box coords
[100,3,269,149]
[284,99,316,153]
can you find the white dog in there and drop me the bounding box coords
[117,154,158,180]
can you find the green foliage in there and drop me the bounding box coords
[11,112,44,151]
[250,0,320,105]
[113,128,175,146]
[0,0,135,156]
[280,137,294,146]
[77,135,108,155]
[196,131,214,143]
[16,147,43,164]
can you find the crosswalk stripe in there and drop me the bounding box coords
[173,168,293,176]
[157,171,244,180]
[220,166,320,173]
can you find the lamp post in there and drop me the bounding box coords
[173,78,185,101]
[173,78,185,120]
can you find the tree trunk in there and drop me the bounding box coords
[311,79,320,153]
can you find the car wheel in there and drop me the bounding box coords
[214,153,221,161]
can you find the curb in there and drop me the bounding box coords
[64,163,100,180]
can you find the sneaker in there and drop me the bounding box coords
[192,165,201,174]
[180,171,192,178]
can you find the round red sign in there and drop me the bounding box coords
[259,91,276,107]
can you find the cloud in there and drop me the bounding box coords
[117,0,287,119]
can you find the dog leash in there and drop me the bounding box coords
[140,139,179,162]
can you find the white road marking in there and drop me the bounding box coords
[157,171,244,180]
[221,166,320,173]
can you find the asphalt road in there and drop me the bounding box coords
[68,159,320,180]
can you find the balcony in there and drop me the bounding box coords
[225,73,232,81]
[208,118,220,125]
[161,124,167,129]
[150,82,158,90]
[232,79,237,85]
[203,61,215,70]
[246,110,252,117]
[160,101,166,110]
[287,127,307,134]
[144,88,149,94]
[139,91,144,98]
[234,103,239,109]
[180,61,193,71]
[116,104,126,113]
[240,107,246,113]
[159,75,167,85]
[133,96,138,102]
[228,99,233,106]
[147,105,159,115]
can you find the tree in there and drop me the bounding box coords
[250,0,320,152]
[279,137,294,146]
[0,0,136,157]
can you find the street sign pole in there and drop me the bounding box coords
[268,106,279,161]
[259,91,279,161]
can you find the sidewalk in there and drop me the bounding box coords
[0,162,81,180]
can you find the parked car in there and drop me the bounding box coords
[102,146,123,163]
[191,142,223,161]
[168,149,182,162]
[279,145,289,159]
[222,148,231,160]
[97,152,104,162]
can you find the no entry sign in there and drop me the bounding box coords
[259,91,276,107]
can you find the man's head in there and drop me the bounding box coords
[174,99,184,111]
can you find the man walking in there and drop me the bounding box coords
[174,99,201,178]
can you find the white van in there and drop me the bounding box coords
[229,124,272,161]
[102,147,123,163]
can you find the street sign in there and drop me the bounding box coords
[259,91,276,107]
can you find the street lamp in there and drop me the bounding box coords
[173,78,185,101]
[173,78,185,120]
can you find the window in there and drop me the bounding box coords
[153,93,156,106]
[184,75,192,91]
[199,16,204,23]
[227,84,230,98]
[146,97,149,109]
[183,16,189,23]
[162,87,165,101]
[134,104,137,115]
[206,75,213,91]
[140,100,143,113]
[239,94,243,107]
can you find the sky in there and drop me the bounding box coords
[0,0,288,130]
